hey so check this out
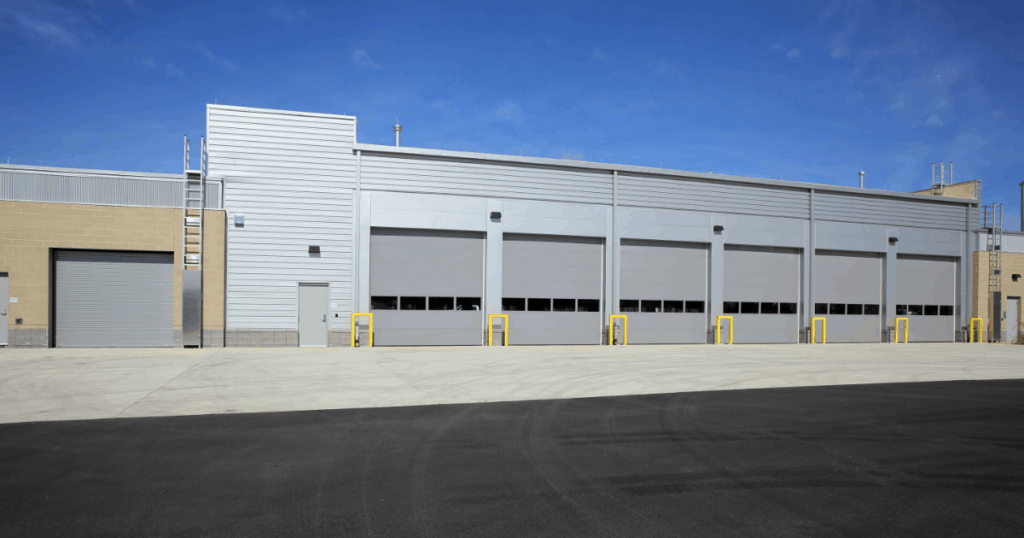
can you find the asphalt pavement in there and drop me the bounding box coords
[2,379,1022,537]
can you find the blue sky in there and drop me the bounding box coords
[2,0,1023,227]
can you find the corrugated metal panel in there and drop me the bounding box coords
[360,153,613,205]
[209,106,356,331]
[0,169,222,209]
[976,232,1024,253]
[814,192,967,230]
[617,173,809,219]
[55,250,174,347]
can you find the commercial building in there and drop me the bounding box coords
[0,104,990,347]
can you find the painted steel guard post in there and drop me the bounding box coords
[350,313,373,347]
[716,316,733,344]
[609,315,627,345]
[969,318,984,343]
[488,314,508,346]
[894,317,909,343]
[811,317,827,344]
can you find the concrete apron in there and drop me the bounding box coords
[0,343,1021,424]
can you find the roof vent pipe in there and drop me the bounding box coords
[859,170,865,189]
[1020,181,1023,231]
[394,123,402,147]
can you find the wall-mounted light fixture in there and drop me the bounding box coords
[490,211,502,219]
[1013,274,1021,282]
[713,225,725,232]
[308,246,321,254]
[888,237,899,244]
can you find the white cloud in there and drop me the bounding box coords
[889,92,907,110]
[495,100,523,122]
[269,5,311,22]
[830,46,848,58]
[141,57,154,67]
[925,114,944,127]
[166,63,185,78]
[351,49,381,69]
[770,42,784,52]
[200,47,238,71]
[14,14,77,46]
[786,48,801,60]
[593,48,609,63]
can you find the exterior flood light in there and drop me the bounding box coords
[713,225,724,232]
[309,246,321,254]
[1013,274,1021,282]
[889,237,898,244]
[490,212,502,219]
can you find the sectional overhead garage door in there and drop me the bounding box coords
[813,251,883,343]
[369,228,484,346]
[503,234,603,345]
[55,250,174,348]
[620,240,708,344]
[723,246,801,344]
[894,255,956,342]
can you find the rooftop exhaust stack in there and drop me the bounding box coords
[859,170,865,189]
[394,123,402,147]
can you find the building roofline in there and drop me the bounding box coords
[353,143,978,206]
[0,163,191,181]
[207,103,356,121]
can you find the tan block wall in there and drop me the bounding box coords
[910,180,980,200]
[972,251,1024,342]
[0,201,225,341]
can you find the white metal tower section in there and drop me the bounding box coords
[982,204,1003,342]
[182,135,206,347]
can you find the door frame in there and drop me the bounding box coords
[297,282,329,347]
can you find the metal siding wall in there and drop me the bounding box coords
[0,169,222,209]
[55,250,174,347]
[814,192,967,230]
[977,232,1024,254]
[210,106,357,331]
[360,153,613,205]
[617,174,809,219]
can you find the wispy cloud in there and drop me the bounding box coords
[269,5,311,22]
[199,46,238,71]
[786,48,801,60]
[593,48,609,63]
[12,13,78,46]
[141,57,154,67]
[351,49,381,69]
[495,99,523,122]
[166,63,185,78]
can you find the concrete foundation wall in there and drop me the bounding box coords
[0,201,225,347]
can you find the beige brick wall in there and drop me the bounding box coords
[910,180,980,200]
[972,251,1024,342]
[0,201,224,342]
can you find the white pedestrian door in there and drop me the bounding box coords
[299,284,328,347]
[1007,298,1019,344]
[1,273,8,346]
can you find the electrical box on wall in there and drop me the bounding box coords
[234,214,244,226]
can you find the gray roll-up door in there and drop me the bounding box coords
[502,234,603,345]
[369,228,484,346]
[55,250,174,347]
[813,251,883,343]
[620,239,708,344]
[894,255,956,342]
[723,246,801,344]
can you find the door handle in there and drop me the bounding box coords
[322,314,326,322]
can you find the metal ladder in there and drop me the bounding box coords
[982,204,1003,342]
[182,135,207,346]
[931,162,952,195]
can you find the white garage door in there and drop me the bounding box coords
[813,251,883,343]
[55,250,174,348]
[369,228,484,346]
[503,234,603,345]
[723,246,801,344]
[894,255,956,342]
[620,239,708,344]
